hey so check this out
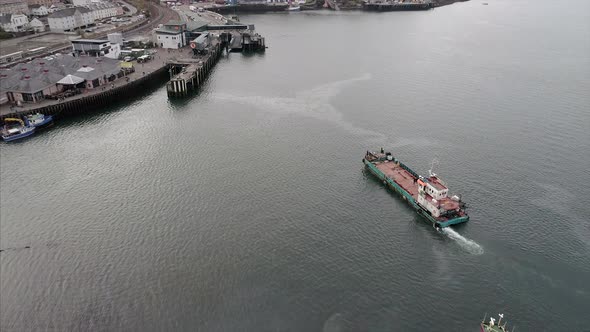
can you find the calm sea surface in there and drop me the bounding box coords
[1,0,589,330]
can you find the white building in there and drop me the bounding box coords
[0,14,29,32]
[47,7,94,32]
[103,42,120,59]
[87,3,119,21]
[29,17,45,32]
[155,29,184,49]
[154,21,187,49]
[71,39,111,56]
[30,5,49,16]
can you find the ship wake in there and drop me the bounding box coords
[441,228,484,255]
[211,74,436,149]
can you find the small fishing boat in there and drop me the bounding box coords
[480,313,513,332]
[1,118,36,142]
[24,113,53,128]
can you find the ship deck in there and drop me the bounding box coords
[374,161,419,199]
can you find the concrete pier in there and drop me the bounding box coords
[166,42,223,97]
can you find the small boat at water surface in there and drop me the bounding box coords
[1,118,35,142]
[24,113,53,128]
[480,313,513,332]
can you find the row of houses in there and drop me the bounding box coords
[0,13,45,33]
[0,54,124,104]
[47,7,94,32]
[0,0,64,16]
[0,0,113,16]
[46,2,124,32]
[1,0,124,33]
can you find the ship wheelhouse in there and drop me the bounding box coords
[416,176,461,218]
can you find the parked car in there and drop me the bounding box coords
[124,56,135,62]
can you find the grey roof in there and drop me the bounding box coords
[29,4,42,9]
[47,7,91,19]
[30,18,44,25]
[10,75,56,94]
[0,14,12,24]
[185,19,209,31]
[155,28,182,35]
[0,55,122,94]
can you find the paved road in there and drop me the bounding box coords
[175,5,228,25]
[124,3,180,39]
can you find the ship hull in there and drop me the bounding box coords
[363,158,468,228]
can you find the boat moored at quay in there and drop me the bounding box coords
[363,149,468,228]
[24,113,53,128]
[1,118,35,142]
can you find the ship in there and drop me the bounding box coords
[363,149,468,228]
[362,0,433,11]
[24,113,53,128]
[480,313,513,332]
[1,118,35,142]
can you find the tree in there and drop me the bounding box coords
[0,26,13,40]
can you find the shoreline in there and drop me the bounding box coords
[209,0,469,13]
[0,0,468,121]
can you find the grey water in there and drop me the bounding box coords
[1,0,589,330]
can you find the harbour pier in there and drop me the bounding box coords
[166,29,265,97]
[1,11,267,120]
[166,42,224,97]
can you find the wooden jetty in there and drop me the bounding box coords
[166,41,223,97]
[166,30,265,97]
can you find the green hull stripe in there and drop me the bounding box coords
[364,159,469,228]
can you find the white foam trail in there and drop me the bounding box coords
[211,74,385,140]
[211,74,436,149]
[441,228,484,255]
